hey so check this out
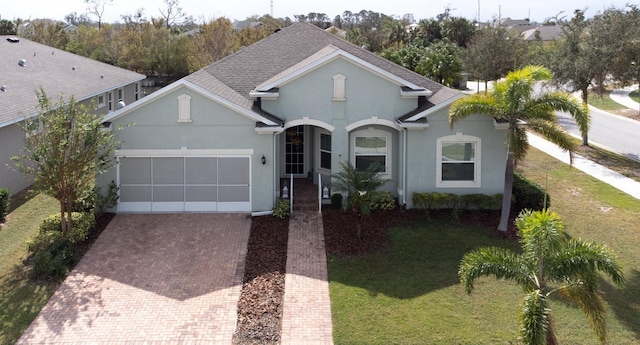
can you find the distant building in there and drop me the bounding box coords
[522,25,564,41]
[0,36,145,195]
[232,20,263,31]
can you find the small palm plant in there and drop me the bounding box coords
[331,161,389,239]
[459,209,624,345]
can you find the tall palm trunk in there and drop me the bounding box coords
[497,151,515,232]
[580,87,590,146]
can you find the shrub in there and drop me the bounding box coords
[363,191,396,211]
[27,230,76,279]
[413,192,502,210]
[40,212,95,244]
[272,199,290,219]
[0,188,9,223]
[512,172,550,213]
[331,193,343,209]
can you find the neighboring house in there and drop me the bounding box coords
[522,25,564,41]
[99,22,508,213]
[324,25,346,38]
[232,20,264,31]
[0,36,145,195]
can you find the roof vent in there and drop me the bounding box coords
[100,74,105,79]
[72,66,77,71]
[6,37,19,43]
[33,52,36,57]
[18,59,27,67]
[117,101,126,109]
[0,85,6,92]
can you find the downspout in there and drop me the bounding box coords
[273,131,277,205]
[402,127,408,207]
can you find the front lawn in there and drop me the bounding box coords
[0,192,59,345]
[328,147,640,344]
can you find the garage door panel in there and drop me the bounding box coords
[218,186,250,202]
[120,185,151,202]
[153,157,184,184]
[186,186,217,202]
[120,158,151,184]
[153,186,185,202]
[218,157,249,185]
[186,158,217,184]
[118,156,250,212]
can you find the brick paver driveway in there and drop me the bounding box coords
[18,213,251,344]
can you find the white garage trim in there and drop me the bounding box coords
[116,149,254,156]
[117,154,252,213]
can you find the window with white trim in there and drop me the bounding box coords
[108,92,113,111]
[97,94,105,109]
[318,131,331,171]
[350,128,391,178]
[117,88,124,102]
[437,134,481,188]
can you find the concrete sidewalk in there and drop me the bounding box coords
[609,84,640,110]
[528,133,640,200]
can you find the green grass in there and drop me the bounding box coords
[329,148,640,344]
[0,192,59,345]
[630,90,639,103]
[587,91,627,111]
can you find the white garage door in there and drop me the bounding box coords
[117,156,251,212]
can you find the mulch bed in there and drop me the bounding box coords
[323,207,517,256]
[233,215,289,345]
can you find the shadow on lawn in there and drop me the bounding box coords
[326,214,520,300]
[0,265,60,344]
[602,269,640,339]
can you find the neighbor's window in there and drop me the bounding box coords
[97,94,105,108]
[437,134,481,188]
[108,92,113,111]
[134,83,140,101]
[117,88,124,102]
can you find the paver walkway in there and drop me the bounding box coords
[17,213,251,344]
[281,210,334,345]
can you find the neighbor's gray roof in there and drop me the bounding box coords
[185,22,458,120]
[522,26,564,41]
[0,36,145,127]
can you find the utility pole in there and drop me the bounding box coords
[270,0,273,17]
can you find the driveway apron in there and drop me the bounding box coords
[17,213,251,344]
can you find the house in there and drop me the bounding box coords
[0,36,145,195]
[98,22,508,213]
[522,25,564,41]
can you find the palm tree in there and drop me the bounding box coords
[459,209,624,345]
[331,161,389,240]
[448,65,589,231]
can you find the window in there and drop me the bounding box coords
[437,134,481,188]
[319,132,331,171]
[117,88,124,102]
[108,92,113,111]
[134,83,140,101]
[97,94,105,108]
[351,128,391,178]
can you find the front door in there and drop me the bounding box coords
[284,125,306,177]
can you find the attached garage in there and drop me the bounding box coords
[117,155,251,212]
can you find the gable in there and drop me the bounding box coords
[260,57,418,123]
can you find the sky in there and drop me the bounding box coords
[1,0,635,24]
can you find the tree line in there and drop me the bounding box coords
[1,4,638,93]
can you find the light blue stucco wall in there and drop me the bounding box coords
[98,86,276,212]
[0,124,31,194]
[404,107,508,208]
[263,57,415,196]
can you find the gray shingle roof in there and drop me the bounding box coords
[0,36,145,127]
[185,22,458,123]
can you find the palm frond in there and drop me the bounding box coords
[530,91,590,136]
[558,285,607,344]
[510,125,530,162]
[459,247,533,294]
[549,239,625,288]
[527,119,576,153]
[448,93,502,128]
[516,209,565,261]
[519,290,550,345]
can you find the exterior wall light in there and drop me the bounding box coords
[261,155,266,165]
